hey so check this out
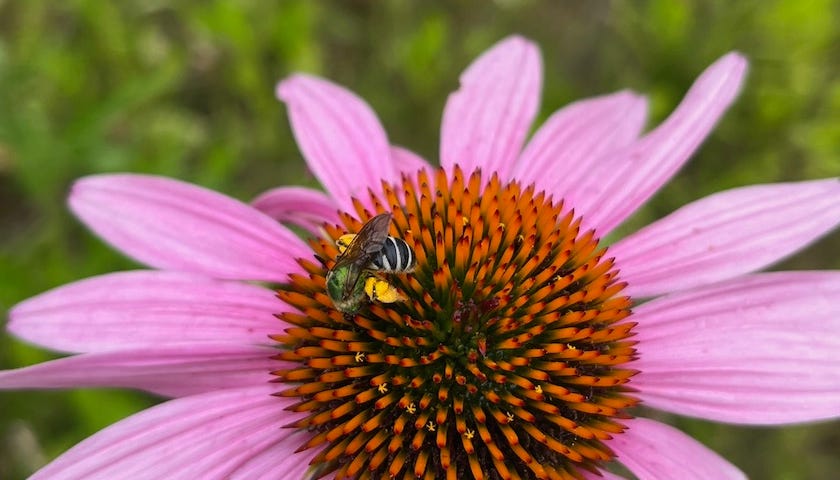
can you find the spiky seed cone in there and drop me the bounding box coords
[274,167,638,480]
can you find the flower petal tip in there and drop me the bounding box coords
[5,303,26,337]
[462,34,541,81]
[275,73,320,103]
[720,51,749,68]
[497,34,538,51]
[616,89,650,124]
[67,174,116,218]
[66,174,127,226]
[709,51,749,91]
[275,74,299,102]
[68,173,96,196]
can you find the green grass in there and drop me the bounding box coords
[2,1,839,478]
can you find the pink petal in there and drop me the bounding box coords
[391,145,433,175]
[514,90,648,194]
[614,179,840,298]
[0,343,281,397]
[30,386,309,480]
[69,174,310,282]
[572,52,748,235]
[609,418,745,480]
[632,272,840,424]
[390,145,437,198]
[251,186,339,234]
[440,35,542,179]
[8,271,285,353]
[229,435,320,479]
[277,74,395,212]
[177,430,315,480]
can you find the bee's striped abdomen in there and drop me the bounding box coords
[371,236,416,273]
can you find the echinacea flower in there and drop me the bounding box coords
[3,35,840,479]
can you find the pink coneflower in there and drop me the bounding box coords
[3,35,840,479]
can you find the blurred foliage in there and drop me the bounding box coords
[1,1,839,479]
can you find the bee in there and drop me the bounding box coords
[326,213,414,314]
[336,231,416,274]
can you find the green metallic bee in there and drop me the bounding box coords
[325,213,396,314]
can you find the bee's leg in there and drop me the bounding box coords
[364,275,404,304]
[364,276,380,302]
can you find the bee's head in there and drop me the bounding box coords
[325,267,365,314]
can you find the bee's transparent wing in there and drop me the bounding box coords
[333,213,393,301]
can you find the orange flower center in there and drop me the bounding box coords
[273,167,638,480]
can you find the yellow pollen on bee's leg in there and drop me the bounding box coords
[365,276,405,303]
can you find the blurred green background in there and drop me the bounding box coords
[1,1,839,478]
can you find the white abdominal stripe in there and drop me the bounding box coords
[371,236,416,273]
